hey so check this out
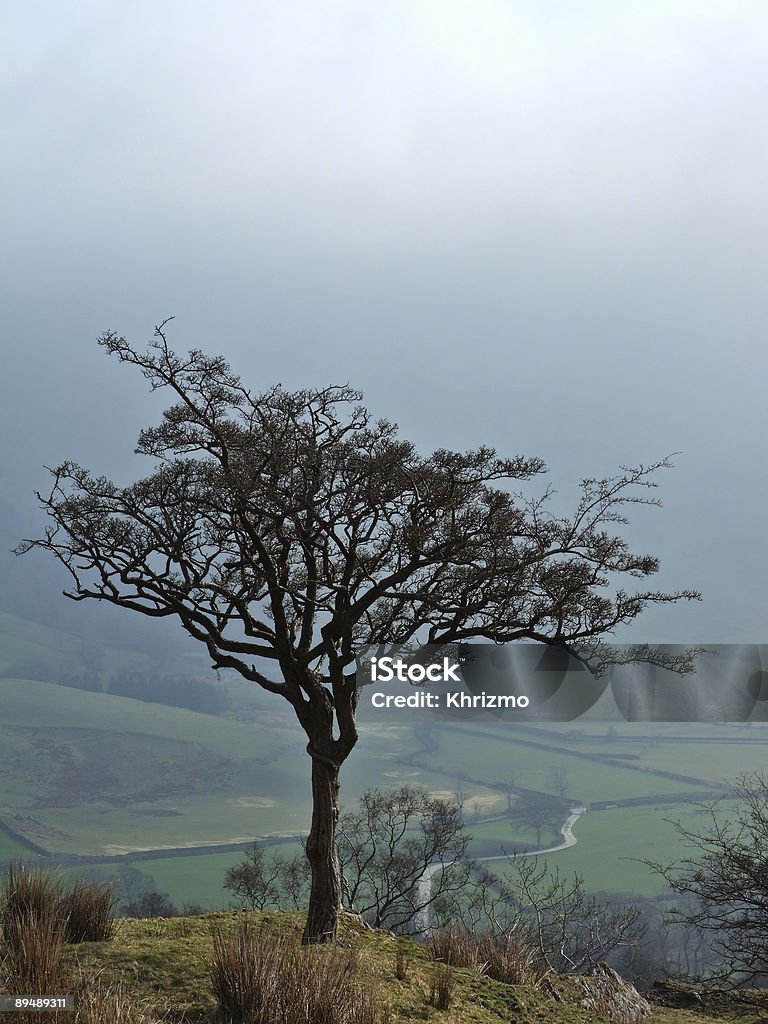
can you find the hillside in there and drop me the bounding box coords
[0,677,308,856]
[3,611,768,912]
[10,909,765,1024]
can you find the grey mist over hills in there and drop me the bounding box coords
[3,2,767,655]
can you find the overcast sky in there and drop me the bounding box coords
[2,1,766,642]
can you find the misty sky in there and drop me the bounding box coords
[2,1,766,643]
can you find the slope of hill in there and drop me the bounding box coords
[0,678,309,855]
[18,909,764,1024]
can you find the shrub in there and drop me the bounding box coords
[208,920,389,1024]
[122,891,177,919]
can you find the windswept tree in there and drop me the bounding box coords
[18,320,699,943]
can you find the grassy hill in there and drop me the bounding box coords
[4,909,765,1024]
[0,677,308,855]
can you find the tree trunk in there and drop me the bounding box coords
[303,754,342,944]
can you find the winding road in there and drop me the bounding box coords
[415,803,587,931]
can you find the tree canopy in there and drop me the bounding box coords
[18,320,700,941]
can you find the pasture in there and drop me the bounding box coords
[3,613,768,906]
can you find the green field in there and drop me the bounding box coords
[60,844,305,911]
[3,609,768,907]
[0,678,503,856]
[489,801,725,897]
[0,828,37,861]
[416,727,709,802]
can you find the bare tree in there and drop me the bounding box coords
[504,856,646,974]
[549,766,570,801]
[17,321,699,942]
[223,846,301,911]
[499,772,518,812]
[454,783,466,812]
[648,772,768,985]
[223,845,309,911]
[338,785,472,934]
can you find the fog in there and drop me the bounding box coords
[2,1,766,642]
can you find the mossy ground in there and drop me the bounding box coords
[1,910,759,1024]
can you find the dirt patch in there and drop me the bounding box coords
[226,796,276,808]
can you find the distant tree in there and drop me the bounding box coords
[510,794,564,847]
[223,846,308,911]
[648,772,768,985]
[113,865,177,918]
[107,667,228,712]
[454,783,466,812]
[58,671,102,692]
[181,901,206,915]
[108,668,152,702]
[124,890,178,918]
[549,766,570,801]
[18,321,699,941]
[499,773,518,813]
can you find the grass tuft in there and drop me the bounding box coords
[430,927,545,986]
[71,973,165,1024]
[1,863,115,946]
[1,908,65,996]
[427,962,456,1010]
[61,879,116,943]
[208,918,389,1024]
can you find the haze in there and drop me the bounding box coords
[2,1,766,642]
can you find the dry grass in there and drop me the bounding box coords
[208,919,389,1024]
[427,962,456,1010]
[394,938,410,981]
[71,973,166,1024]
[61,879,116,943]
[0,864,116,1022]
[430,926,546,986]
[1,863,63,940]
[1,863,114,945]
[1,909,65,995]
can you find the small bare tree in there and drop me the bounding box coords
[338,785,472,934]
[549,766,570,801]
[499,772,518,813]
[648,772,768,985]
[504,855,646,974]
[223,846,308,911]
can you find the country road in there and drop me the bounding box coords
[415,804,587,931]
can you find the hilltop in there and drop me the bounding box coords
[16,909,766,1024]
